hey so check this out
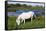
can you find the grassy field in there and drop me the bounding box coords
[8,16,45,30]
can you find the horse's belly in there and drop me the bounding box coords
[21,14,31,19]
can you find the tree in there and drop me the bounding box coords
[22,4,27,7]
[15,4,21,7]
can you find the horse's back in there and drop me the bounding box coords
[28,11,34,14]
[18,11,34,19]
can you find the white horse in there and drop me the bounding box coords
[16,11,36,25]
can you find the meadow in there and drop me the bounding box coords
[8,16,45,30]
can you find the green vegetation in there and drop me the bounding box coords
[8,16,45,30]
[7,4,44,12]
[8,16,17,30]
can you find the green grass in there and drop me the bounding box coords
[7,16,45,30]
[8,16,17,29]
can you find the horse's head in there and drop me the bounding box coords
[16,18,20,25]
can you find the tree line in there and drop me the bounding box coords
[7,4,45,12]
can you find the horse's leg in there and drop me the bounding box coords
[31,17,33,22]
[21,19,23,23]
[24,19,25,24]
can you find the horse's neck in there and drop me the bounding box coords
[18,16,21,20]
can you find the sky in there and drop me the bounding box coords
[8,1,44,7]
